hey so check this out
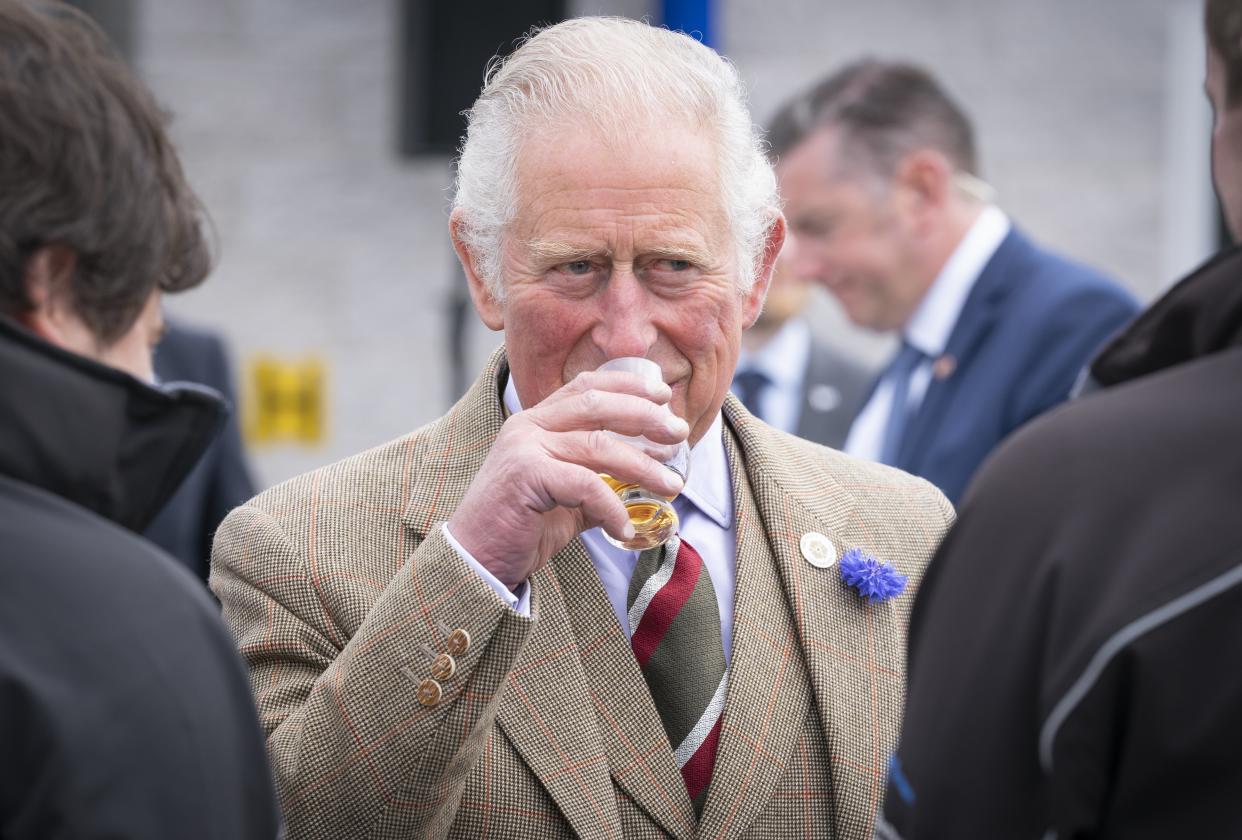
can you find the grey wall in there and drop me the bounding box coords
[135,0,1204,488]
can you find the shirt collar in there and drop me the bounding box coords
[905,205,1011,356]
[503,373,731,529]
[737,316,811,389]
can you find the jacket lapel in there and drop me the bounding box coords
[696,417,813,839]
[898,229,1024,470]
[399,347,507,539]
[493,546,631,839]
[719,398,910,839]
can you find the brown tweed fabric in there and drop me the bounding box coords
[211,347,954,839]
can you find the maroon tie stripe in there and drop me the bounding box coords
[627,535,728,815]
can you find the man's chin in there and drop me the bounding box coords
[839,301,885,333]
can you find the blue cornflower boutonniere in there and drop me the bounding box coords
[839,547,907,603]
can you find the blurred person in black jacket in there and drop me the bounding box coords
[0,2,279,837]
[879,1,1242,837]
[145,320,256,580]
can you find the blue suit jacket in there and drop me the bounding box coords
[887,228,1139,503]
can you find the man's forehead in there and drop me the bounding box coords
[515,121,721,192]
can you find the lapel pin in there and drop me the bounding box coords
[932,354,957,380]
[840,548,907,603]
[800,532,837,569]
[806,384,842,413]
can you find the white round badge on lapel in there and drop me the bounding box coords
[800,532,837,569]
[807,384,842,413]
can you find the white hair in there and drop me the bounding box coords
[453,16,778,301]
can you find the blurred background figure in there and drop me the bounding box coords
[771,60,1140,502]
[881,1,1242,835]
[144,319,255,581]
[732,251,872,447]
[734,114,873,449]
[0,1,278,836]
[732,98,874,448]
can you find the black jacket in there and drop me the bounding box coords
[0,317,280,839]
[880,247,1242,839]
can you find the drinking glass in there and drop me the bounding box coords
[596,357,691,550]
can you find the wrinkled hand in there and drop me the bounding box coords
[447,370,689,590]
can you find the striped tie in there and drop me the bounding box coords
[627,535,727,816]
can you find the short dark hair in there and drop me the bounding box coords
[0,0,210,345]
[767,59,978,181]
[1207,0,1242,107]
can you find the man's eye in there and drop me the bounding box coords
[660,259,693,271]
[561,260,593,275]
[794,220,832,239]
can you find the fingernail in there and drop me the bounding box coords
[623,523,636,540]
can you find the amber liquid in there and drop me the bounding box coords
[599,474,679,550]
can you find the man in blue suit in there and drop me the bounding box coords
[770,60,1139,503]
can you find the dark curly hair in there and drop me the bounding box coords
[0,0,211,345]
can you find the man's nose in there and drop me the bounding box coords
[592,267,658,360]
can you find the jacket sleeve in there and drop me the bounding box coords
[211,503,537,839]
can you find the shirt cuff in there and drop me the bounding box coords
[441,522,531,617]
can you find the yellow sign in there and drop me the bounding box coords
[245,357,325,445]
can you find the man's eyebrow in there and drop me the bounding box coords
[525,240,612,262]
[524,239,715,266]
[645,243,715,265]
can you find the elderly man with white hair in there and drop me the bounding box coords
[213,17,952,840]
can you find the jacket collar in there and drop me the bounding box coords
[0,316,225,532]
[399,345,506,535]
[1090,244,1242,387]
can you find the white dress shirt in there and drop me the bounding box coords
[845,206,1011,462]
[734,317,812,434]
[443,374,738,663]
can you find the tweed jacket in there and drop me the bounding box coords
[212,349,954,840]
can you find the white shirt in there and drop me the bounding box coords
[845,206,1011,462]
[443,375,738,663]
[734,317,812,434]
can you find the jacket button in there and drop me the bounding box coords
[446,628,471,656]
[431,653,456,681]
[417,678,442,707]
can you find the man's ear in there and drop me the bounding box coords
[892,148,954,233]
[741,211,787,329]
[449,210,504,332]
[19,245,82,344]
